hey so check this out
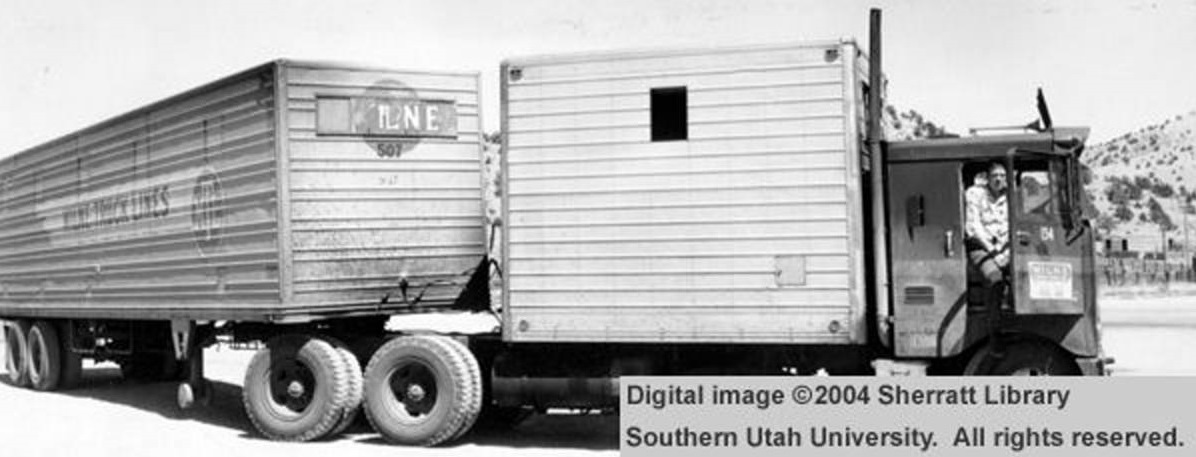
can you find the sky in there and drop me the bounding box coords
[1,0,1195,155]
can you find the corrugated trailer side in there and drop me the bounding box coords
[0,64,283,321]
[0,60,494,443]
[279,62,486,318]
[501,42,869,344]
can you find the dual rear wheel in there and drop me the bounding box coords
[362,335,482,446]
[240,334,483,446]
[241,335,359,442]
[3,320,81,390]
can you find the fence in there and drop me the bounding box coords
[1100,254,1196,287]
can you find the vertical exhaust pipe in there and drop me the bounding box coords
[867,8,892,347]
[867,9,883,146]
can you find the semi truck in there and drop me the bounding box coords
[1,10,1105,446]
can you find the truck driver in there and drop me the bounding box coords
[966,161,1010,307]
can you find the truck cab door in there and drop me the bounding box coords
[1009,158,1084,314]
[886,161,968,357]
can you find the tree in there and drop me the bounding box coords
[1113,203,1134,222]
[1105,176,1143,204]
[483,131,503,145]
[1081,190,1100,219]
[1078,162,1094,185]
[1134,175,1152,191]
[1147,197,1175,231]
[1094,214,1117,235]
[1152,181,1175,198]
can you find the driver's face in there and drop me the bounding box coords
[988,167,1007,192]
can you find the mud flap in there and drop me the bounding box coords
[1075,356,1112,376]
[451,257,492,312]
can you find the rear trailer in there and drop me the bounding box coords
[487,32,1105,415]
[0,61,491,443]
[478,41,888,414]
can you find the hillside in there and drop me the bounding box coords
[1083,110,1196,253]
[884,103,1196,255]
[883,105,952,140]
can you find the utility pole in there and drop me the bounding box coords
[1185,197,1192,282]
[1177,193,1192,282]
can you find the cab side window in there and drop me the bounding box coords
[1017,161,1053,216]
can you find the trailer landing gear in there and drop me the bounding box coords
[176,348,212,410]
[172,319,213,410]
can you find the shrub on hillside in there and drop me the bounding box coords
[1105,176,1143,204]
[1113,203,1134,222]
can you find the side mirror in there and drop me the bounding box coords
[1059,157,1079,233]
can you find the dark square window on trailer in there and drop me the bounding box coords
[651,86,687,141]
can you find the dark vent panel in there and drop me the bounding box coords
[903,286,935,306]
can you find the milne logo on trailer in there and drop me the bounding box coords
[314,78,460,159]
[316,97,458,139]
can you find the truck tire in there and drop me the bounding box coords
[27,321,63,391]
[56,321,83,390]
[964,339,1081,376]
[242,335,350,441]
[3,320,31,387]
[324,337,364,437]
[363,335,482,446]
[443,337,482,441]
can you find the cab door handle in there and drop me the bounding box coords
[944,229,955,258]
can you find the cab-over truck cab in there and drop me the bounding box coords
[885,127,1105,375]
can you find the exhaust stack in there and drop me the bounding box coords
[867,8,892,347]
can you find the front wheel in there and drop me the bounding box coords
[363,335,481,446]
[964,339,1081,376]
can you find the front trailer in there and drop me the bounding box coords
[2,31,1106,450]
[0,60,498,443]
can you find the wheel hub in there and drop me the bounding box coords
[287,380,306,398]
[391,363,438,417]
[1012,365,1047,376]
[271,360,316,412]
[406,383,426,402]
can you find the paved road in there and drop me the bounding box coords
[1098,293,1196,375]
[0,293,1191,455]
